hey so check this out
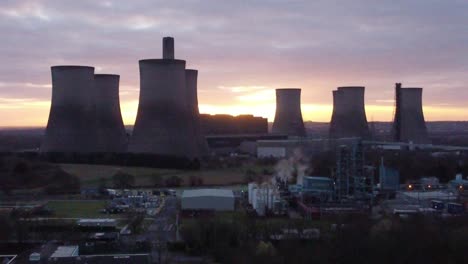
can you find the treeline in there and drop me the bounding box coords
[179,214,468,264]
[7,151,201,170]
[0,156,80,195]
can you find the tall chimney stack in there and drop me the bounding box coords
[163,37,175,59]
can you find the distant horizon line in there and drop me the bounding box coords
[1,120,468,129]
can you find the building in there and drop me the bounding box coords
[50,246,79,259]
[256,139,331,158]
[200,114,268,135]
[207,134,287,155]
[181,189,235,211]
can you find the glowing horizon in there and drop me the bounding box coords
[0,97,466,128]
[0,1,467,127]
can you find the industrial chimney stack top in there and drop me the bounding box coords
[163,36,175,59]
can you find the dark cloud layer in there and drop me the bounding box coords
[0,0,467,124]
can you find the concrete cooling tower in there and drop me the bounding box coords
[94,74,128,152]
[329,86,370,139]
[392,83,429,144]
[128,37,198,159]
[41,66,97,153]
[272,88,306,137]
[186,69,208,155]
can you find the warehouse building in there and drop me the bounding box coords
[181,189,235,211]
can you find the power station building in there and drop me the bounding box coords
[128,37,204,159]
[392,83,429,144]
[329,86,370,139]
[272,88,306,137]
[94,74,128,152]
[41,66,98,153]
[200,114,268,135]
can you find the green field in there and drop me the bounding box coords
[60,163,270,188]
[47,200,109,218]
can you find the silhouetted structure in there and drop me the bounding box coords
[272,88,306,137]
[41,66,97,153]
[392,83,429,143]
[186,69,208,155]
[94,74,127,152]
[329,86,370,139]
[200,114,268,135]
[128,37,198,159]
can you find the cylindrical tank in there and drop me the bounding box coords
[186,69,208,157]
[329,86,370,139]
[41,66,97,153]
[128,59,196,158]
[392,86,429,143]
[272,88,306,137]
[252,188,258,209]
[94,74,128,153]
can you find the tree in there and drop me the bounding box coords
[164,175,182,187]
[112,171,135,189]
[189,175,203,186]
[98,177,108,194]
[151,174,163,187]
[0,214,13,240]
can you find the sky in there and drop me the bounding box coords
[0,0,467,127]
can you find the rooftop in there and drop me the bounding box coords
[182,189,234,198]
[50,246,79,258]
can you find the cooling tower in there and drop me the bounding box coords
[329,86,370,139]
[41,66,97,153]
[392,84,429,143]
[272,88,306,137]
[128,37,197,158]
[186,69,208,155]
[94,74,128,152]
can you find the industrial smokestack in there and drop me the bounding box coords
[329,86,370,139]
[163,37,175,59]
[392,85,429,143]
[186,69,209,155]
[41,66,97,153]
[94,74,128,153]
[272,88,306,137]
[129,38,197,158]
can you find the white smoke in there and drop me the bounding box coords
[274,147,310,184]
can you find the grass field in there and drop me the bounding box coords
[47,200,109,218]
[60,163,270,188]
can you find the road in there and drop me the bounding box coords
[141,196,178,262]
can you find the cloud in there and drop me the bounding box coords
[0,0,466,125]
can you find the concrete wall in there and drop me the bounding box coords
[393,87,429,143]
[41,66,97,153]
[94,74,128,152]
[272,88,306,137]
[329,86,370,139]
[181,196,235,211]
